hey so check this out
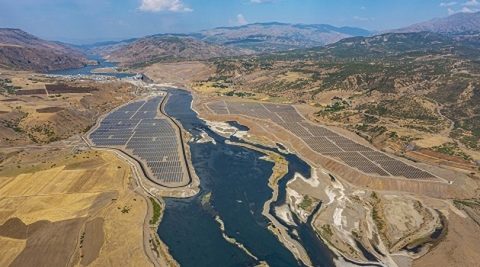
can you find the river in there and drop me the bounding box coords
[49,54,134,78]
[51,58,336,266]
[159,88,335,267]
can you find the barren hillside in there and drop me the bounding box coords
[0,29,89,72]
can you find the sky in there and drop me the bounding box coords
[0,0,479,44]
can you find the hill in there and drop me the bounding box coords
[103,35,251,67]
[197,32,480,158]
[199,22,372,52]
[0,28,89,72]
[392,11,480,34]
[304,31,479,59]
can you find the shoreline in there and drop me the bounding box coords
[214,215,260,261]
[160,86,319,266]
[203,124,314,266]
[187,88,390,266]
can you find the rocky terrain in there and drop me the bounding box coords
[0,29,89,72]
[1,8,479,267]
[192,90,480,267]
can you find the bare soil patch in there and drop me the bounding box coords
[46,84,99,94]
[412,213,480,267]
[0,76,139,146]
[15,89,46,95]
[35,106,65,113]
[141,61,213,86]
[10,218,85,267]
[80,217,105,266]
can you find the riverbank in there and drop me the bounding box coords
[83,94,200,196]
[157,88,307,266]
[85,82,477,267]
[187,87,476,267]
[228,140,314,266]
[193,101,334,266]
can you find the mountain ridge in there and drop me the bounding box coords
[0,28,89,72]
[391,11,480,34]
[103,35,251,67]
[90,22,372,57]
[199,22,372,52]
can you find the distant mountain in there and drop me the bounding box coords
[79,38,139,54]
[313,31,479,59]
[104,34,251,67]
[392,11,480,34]
[0,28,89,72]
[93,22,372,62]
[199,22,372,52]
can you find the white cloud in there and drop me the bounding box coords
[462,0,480,12]
[237,14,248,25]
[441,0,479,14]
[462,6,476,12]
[250,0,274,3]
[353,16,371,21]
[448,7,457,14]
[139,0,192,12]
[464,0,479,6]
[440,1,457,7]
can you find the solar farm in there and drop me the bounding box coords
[207,101,437,180]
[88,95,188,186]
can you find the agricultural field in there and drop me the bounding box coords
[0,73,139,146]
[0,148,151,266]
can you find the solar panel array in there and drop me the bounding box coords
[89,96,186,185]
[207,101,436,180]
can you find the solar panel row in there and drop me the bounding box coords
[207,101,436,180]
[89,96,186,185]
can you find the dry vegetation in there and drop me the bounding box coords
[0,73,139,146]
[105,35,247,68]
[0,29,89,72]
[140,61,214,87]
[0,148,151,267]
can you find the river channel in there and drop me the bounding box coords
[50,54,134,78]
[158,88,334,267]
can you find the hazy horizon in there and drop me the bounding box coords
[1,0,479,44]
